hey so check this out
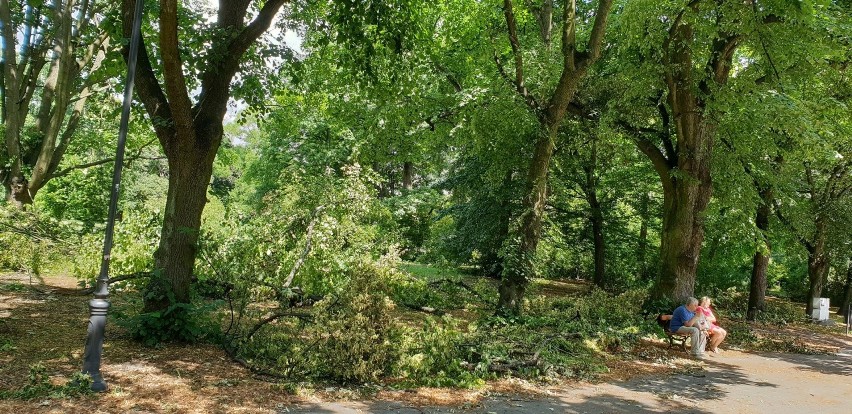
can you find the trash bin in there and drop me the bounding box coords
[810,297,829,321]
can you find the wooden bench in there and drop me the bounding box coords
[656,314,689,351]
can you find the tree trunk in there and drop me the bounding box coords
[1,0,103,204]
[402,161,413,190]
[653,178,711,302]
[647,5,736,303]
[583,140,605,287]
[143,139,218,311]
[498,126,556,313]
[495,0,613,314]
[838,260,852,318]
[637,192,650,281]
[590,195,605,287]
[1,0,25,203]
[804,219,828,317]
[747,188,772,321]
[652,122,713,302]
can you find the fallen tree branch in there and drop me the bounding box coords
[245,310,314,341]
[427,278,490,304]
[283,205,325,289]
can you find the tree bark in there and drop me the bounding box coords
[1,0,26,202]
[582,139,605,287]
[143,134,219,311]
[637,191,650,281]
[804,218,828,317]
[402,161,413,190]
[498,126,557,312]
[2,0,104,203]
[654,170,712,302]
[838,259,852,318]
[747,188,772,321]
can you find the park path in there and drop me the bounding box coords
[284,347,852,414]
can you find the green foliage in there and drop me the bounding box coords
[0,206,79,274]
[115,297,219,347]
[396,317,482,387]
[384,189,445,260]
[304,262,405,383]
[0,338,15,352]
[72,209,160,288]
[234,260,405,383]
[0,364,92,400]
[713,289,808,325]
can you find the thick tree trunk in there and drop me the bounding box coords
[648,4,736,303]
[402,161,413,190]
[143,131,220,311]
[583,141,606,287]
[747,188,772,321]
[637,192,650,281]
[654,185,709,302]
[652,125,713,302]
[803,217,828,317]
[838,260,852,318]
[590,197,606,287]
[498,126,556,313]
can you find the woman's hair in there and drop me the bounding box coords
[700,296,711,307]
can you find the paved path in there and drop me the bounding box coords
[283,348,852,413]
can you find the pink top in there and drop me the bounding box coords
[696,306,718,329]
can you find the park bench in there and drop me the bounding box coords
[656,314,688,351]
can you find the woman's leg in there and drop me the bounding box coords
[709,327,727,352]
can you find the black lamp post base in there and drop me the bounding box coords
[82,298,110,392]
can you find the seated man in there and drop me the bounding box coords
[670,297,708,358]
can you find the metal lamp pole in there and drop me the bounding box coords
[81,0,145,392]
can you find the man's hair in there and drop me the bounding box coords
[685,297,698,306]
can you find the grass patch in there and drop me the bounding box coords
[0,363,92,401]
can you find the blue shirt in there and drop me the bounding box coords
[670,305,695,332]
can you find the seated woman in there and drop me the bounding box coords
[697,296,727,353]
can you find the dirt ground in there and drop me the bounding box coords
[1,273,850,414]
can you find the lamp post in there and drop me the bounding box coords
[81,0,144,392]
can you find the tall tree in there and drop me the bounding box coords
[1,0,110,205]
[122,0,288,312]
[495,0,614,314]
[839,259,852,318]
[776,160,850,316]
[613,0,815,302]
